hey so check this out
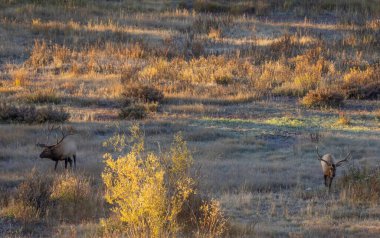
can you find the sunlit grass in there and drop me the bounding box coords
[0,0,379,237]
[199,115,379,133]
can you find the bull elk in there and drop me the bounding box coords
[36,125,77,170]
[316,146,351,190]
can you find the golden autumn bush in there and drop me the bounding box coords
[274,48,334,96]
[11,68,29,87]
[197,199,228,237]
[126,56,254,87]
[342,66,380,99]
[255,60,292,91]
[101,125,227,237]
[301,88,345,108]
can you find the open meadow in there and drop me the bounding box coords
[0,0,379,237]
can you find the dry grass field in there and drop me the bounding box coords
[0,0,380,237]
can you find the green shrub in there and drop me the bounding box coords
[0,103,69,123]
[301,88,344,108]
[119,103,148,120]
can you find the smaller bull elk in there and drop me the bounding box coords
[316,146,351,190]
[37,125,77,170]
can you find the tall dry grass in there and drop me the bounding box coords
[2,169,103,226]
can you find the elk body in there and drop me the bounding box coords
[316,147,351,190]
[37,126,77,170]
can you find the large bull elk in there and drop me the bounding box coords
[316,146,351,190]
[37,125,77,170]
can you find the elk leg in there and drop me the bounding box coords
[65,158,68,169]
[328,178,333,190]
[73,154,76,169]
[68,157,73,168]
[54,160,58,170]
[324,175,328,187]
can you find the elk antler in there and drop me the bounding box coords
[336,151,352,167]
[36,124,59,147]
[316,146,323,159]
[47,124,60,143]
[315,146,332,165]
[55,125,75,145]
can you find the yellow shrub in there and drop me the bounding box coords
[102,125,227,237]
[335,112,351,126]
[342,66,380,99]
[50,173,91,203]
[52,44,71,69]
[198,199,228,238]
[11,68,29,87]
[208,27,222,39]
[274,49,334,96]
[256,61,291,91]
[138,58,182,84]
[101,125,196,236]
[343,67,374,84]
[136,56,253,86]
[27,40,51,69]
[291,55,324,94]
[301,88,344,108]
[138,64,159,81]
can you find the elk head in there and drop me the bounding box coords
[36,125,67,154]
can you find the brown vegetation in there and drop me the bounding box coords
[2,170,102,226]
[0,103,69,123]
[0,0,379,237]
[301,88,345,108]
[339,166,380,206]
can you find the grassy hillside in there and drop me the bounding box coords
[0,1,379,237]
